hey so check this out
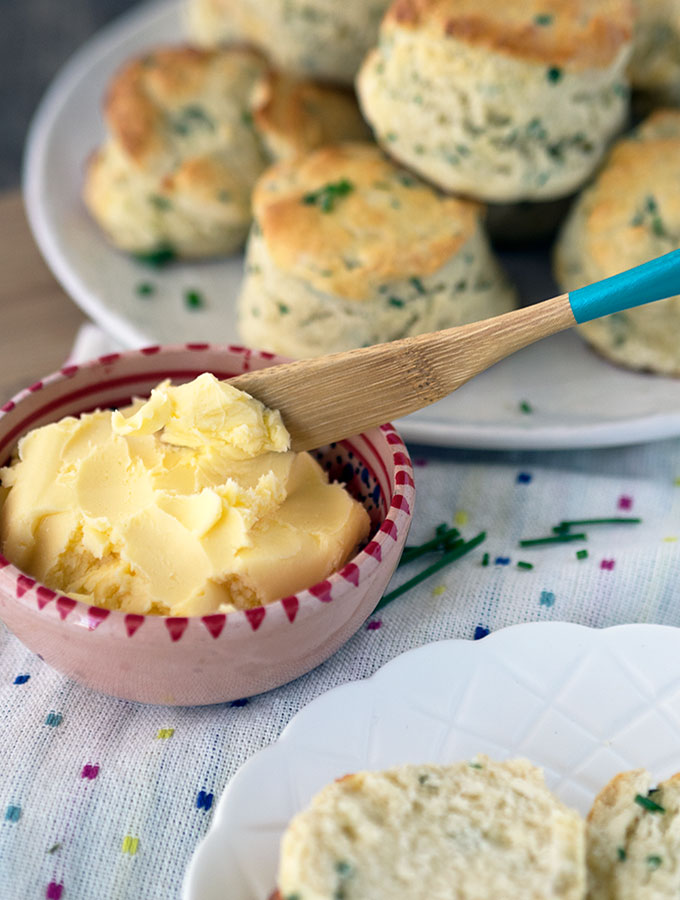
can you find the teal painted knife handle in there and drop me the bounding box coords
[569,248,680,324]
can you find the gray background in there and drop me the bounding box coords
[1,0,137,189]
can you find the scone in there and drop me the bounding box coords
[277,757,586,899]
[187,0,390,86]
[587,769,680,898]
[252,71,372,163]
[357,0,634,203]
[629,0,680,104]
[238,143,517,358]
[554,109,680,375]
[84,46,269,259]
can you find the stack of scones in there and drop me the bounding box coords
[84,0,680,373]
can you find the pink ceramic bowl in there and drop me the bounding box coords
[0,345,414,705]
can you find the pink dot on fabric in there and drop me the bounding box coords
[366,620,382,631]
[600,559,616,571]
[618,495,633,510]
[46,883,63,900]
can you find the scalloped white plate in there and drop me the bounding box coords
[182,622,680,900]
[23,0,680,450]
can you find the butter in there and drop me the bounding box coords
[0,374,370,616]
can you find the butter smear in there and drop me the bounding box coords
[0,374,370,616]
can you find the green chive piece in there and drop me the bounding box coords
[132,246,176,268]
[534,13,554,25]
[410,276,426,294]
[184,289,204,310]
[377,532,487,610]
[302,178,354,213]
[556,517,641,530]
[647,855,662,869]
[136,282,155,296]
[547,66,563,83]
[277,302,290,315]
[469,762,483,769]
[482,552,489,567]
[388,297,405,308]
[635,793,665,813]
[517,561,534,570]
[519,533,587,547]
[519,400,533,414]
[576,549,589,560]
[617,847,626,861]
[399,526,461,567]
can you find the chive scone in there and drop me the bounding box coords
[237,143,516,358]
[276,758,586,900]
[629,0,680,104]
[356,0,634,203]
[84,46,269,260]
[186,0,390,86]
[84,48,373,260]
[554,109,680,375]
[587,769,680,898]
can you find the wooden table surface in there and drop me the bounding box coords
[0,190,86,402]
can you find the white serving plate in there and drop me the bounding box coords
[23,0,680,449]
[182,622,680,899]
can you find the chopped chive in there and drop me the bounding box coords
[388,297,405,308]
[410,276,426,294]
[241,109,253,126]
[481,552,489,567]
[469,762,483,769]
[376,532,487,610]
[519,400,533,414]
[555,517,641,530]
[635,794,665,813]
[184,289,204,310]
[576,549,588,560]
[517,561,534,570]
[149,194,171,211]
[302,178,354,213]
[132,246,176,268]
[617,847,626,861]
[546,66,563,83]
[519,533,587,547]
[399,526,460,566]
[534,13,554,25]
[647,855,662,869]
[136,282,155,296]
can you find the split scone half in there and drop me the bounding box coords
[587,768,680,898]
[186,0,390,86]
[84,47,371,260]
[357,0,634,203]
[276,757,586,900]
[238,142,517,358]
[554,109,680,376]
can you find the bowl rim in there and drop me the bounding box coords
[0,343,415,635]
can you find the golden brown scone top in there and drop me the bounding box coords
[385,0,634,69]
[577,109,680,277]
[252,72,372,162]
[253,143,482,300]
[104,45,268,168]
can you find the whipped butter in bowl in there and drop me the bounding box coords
[0,346,414,704]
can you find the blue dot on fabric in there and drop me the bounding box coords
[473,626,490,640]
[13,674,30,685]
[517,472,533,484]
[540,590,556,607]
[229,698,249,708]
[494,556,511,566]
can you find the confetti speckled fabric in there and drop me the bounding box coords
[2,331,680,899]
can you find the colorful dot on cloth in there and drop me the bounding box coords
[617,495,633,510]
[540,590,556,607]
[44,712,62,727]
[576,549,589,560]
[663,536,678,543]
[229,698,249,708]
[13,674,30,685]
[674,477,680,486]
[5,805,21,822]
[196,791,214,811]
[454,510,468,526]
[432,585,446,596]
[121,835,139,856]
[495,557,511,566]
[157,728,174,739]
[81,764,99,780]
[516,472,533,484]
[600,559,616,571]
[46,882,63,900]
[474,626,490,640]
[366,619,382,631]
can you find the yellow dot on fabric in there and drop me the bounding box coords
[454,510,468,526]
[663,536,678,543]
[674,477,680,486]
[121,836,139,856]
[157,728,175,739]
[432,585,446,596]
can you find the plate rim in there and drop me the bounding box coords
[181,620,680,899]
